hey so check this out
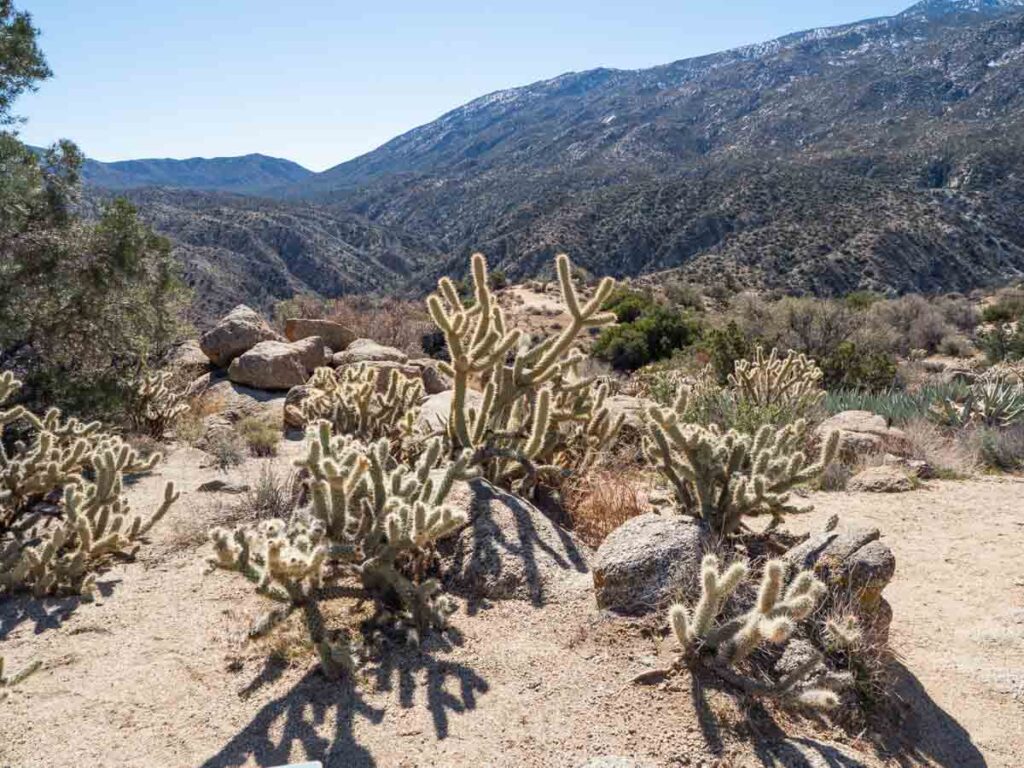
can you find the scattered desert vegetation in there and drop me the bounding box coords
[4,4,1024,767]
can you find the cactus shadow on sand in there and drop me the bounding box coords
[448,478,588,616]
[198,637,488,768]
[0,578,119,640]
[687,659,985,767]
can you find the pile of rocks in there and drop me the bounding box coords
[177,304,454,437]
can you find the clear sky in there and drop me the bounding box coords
[15,1,911,171]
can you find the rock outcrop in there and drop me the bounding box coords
[199,305,281,368]
[284,318,356,352]
[227,340,308,390]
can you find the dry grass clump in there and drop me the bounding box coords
[901,418,978,478]
[235,415,282,457]
[564,464,650,547]
[242,462,303,521]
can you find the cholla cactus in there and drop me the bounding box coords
[300,364,423,444]
[644,390,838,536]
[729,347,825,419]
[427,253,623,490]
[666,555,842,710]
[130,371,189,438]
[0,656,41,701]
[1,372,177,598]
[208,420,476,678]
[931,377,1024,428]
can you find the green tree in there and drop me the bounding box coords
[0,3,188,416]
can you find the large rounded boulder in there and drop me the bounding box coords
[284,318,356,352]
[227,340,309,390]
[592,513,710,615]
[199,305,281,368]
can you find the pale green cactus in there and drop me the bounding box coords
[1,372,177,598]
[729,347,825,409]
[300,364,423,443]
[426,252,623,490]
[208,420,477,678]
[130,370,189,438]
[666,555,843,710]
[644,389,838,535]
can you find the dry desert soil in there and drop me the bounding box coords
[1,439,1022,768]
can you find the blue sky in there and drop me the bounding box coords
[16,1,910,171]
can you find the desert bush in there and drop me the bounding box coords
[235,415,282,457]
[0,371,177,597]
[701,321,754,385]
[968,424,1024,471]
[937,334,973,358]
[273,295,431,357]
[243,463,302,521]
[204,429,246,471]
[645,555,844,710]
[603,287,659,323]
[644,386,838,536]
[866,295,951,356]
[428,253,623,492]
[901,419,977,478]
[664,279,705,312]
[564,466,648,547]
[980,288,1024,324]
[208,422,475,678]
[594,306,702,372]
[818,341,897,392]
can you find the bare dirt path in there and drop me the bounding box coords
[799,478,1024,768]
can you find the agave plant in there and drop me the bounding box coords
[931,378,1024,429]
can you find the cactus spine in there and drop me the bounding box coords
[667,555,841,710]
[208,420,476,678]
[1,372,178,597]
[644,388,838,535]
[427,253,623,489]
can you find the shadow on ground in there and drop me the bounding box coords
[688,659,986,768]
[199,633,488,768]
[444,478,588,615]
[0,579,118,640]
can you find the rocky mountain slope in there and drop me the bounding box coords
[83,153,312,195]
[89,188,440,322]
[87,0,1024,307]
[279,0,1024,295]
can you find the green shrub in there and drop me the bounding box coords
[602,287,659,323]
[981,290,1024,324]
[819,342,897,392]
[700,321,754,384]
[594,307,701,372]
[235,415,281,457]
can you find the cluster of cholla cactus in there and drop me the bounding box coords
[1,371,177,598]
[728,347,825,423]
[644,387,838,536]
[299,365,423,446]
[426,253,623,491]
[208,420,475,678]
[664,555,846,710]
[931,369,1024,429]
[129,370,189,438]
[0,655,41,701]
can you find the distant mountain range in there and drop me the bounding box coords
[82,153,312,195]
[82,0,1024,318]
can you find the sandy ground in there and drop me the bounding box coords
[1,443,1020,767]
[798,479,1024,768]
